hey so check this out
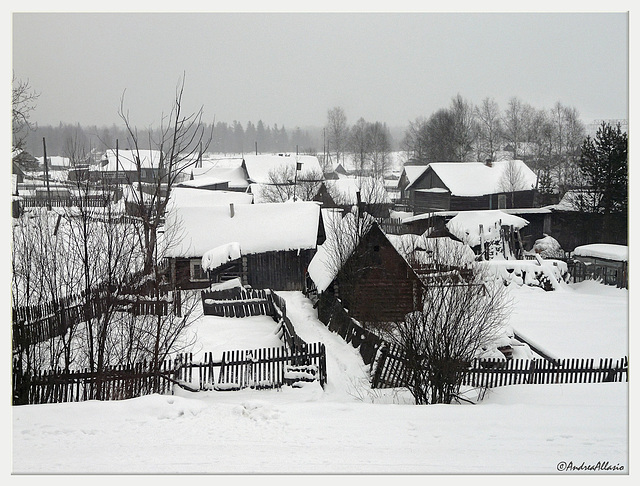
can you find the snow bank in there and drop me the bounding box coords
[573,244,628,262]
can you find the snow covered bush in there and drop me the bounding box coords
[532,234,564,259]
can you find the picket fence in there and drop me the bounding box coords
[371,342,629,390]
[173,343,327,392]
[13,290,181,349]
[14,358,176,405]
[201,288,274,318]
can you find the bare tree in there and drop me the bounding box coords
[501,97,534,159]
[326,106,349,166]
[259,165,324,203]
[498,160,528,207]
[383,260,511,405]
[449,94,478,162]
[118,74,213,274]
[401,116,429,164]
[475,97,503,162]
[12,74,39,153]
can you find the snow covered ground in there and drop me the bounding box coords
[11,282,629,475]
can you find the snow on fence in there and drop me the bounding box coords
[172,343,327,392]
[201,288,274,318]
[371,345,628,390]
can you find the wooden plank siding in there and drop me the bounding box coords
[330,224,423,324]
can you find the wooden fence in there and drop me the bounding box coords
[201,288,274,318]
[14,358,176,405]
[371,345,629,390]
[13,342,327,405]
[13,289,182,349]
[19,195,111,209]
[316,293,384,366]
[173,344,327,391]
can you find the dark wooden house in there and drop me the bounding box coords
[308,219,423,325]
[164,201,325,291]
[404,160,538,215]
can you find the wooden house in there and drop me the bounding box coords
[325,177,393,218]
[91,149,163,184]
[397,165,429,207]
[404,160,537,214]
[308,215,424,325]
[182,157,250,192]
[164,201,325,291]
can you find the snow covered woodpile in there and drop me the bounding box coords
[446,210,529,259]
[164,201,325,291]
[570,244,628,288]
[532,234,564,259]
[485,256,569,291]
[403,160,537,214]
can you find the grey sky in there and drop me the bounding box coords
[12,11,629,130]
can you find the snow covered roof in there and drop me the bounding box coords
[446,210,529,247]
[400,165,429,188]
[37,156,72,168]
[326,177,391,205]
[99,149,163,172]
[188,158,249,189]
[573,244,628,262]
[307,210,375,292]
[552,190,600,212]
[422,160,537,197]
[167,187,253,209]
[243,154,323,184]
[387,233,475,267]
[165,201,322,258]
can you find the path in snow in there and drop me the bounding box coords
[276,291,374,402]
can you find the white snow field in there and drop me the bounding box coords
[12,282,629,475]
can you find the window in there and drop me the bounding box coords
[190,259,208,281]
[498,194,507,209]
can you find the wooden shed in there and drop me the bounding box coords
[164,201,325,291]
[308,216,423,326]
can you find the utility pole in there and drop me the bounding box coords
[42,137,52,210]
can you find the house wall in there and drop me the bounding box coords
[413,190,451,213]
[171,250,317,291]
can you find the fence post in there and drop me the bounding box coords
[371,344,389,389]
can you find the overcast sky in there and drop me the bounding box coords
[12,11,629,130]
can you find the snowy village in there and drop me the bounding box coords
[11,12,629,476]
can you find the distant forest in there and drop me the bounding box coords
[22,120,403,159]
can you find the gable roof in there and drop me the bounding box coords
[400,165,429,189]
[99,149,163,172]
[164,201,323,258]
[415,160,537,197]
[187,157,250,189]
[242,154,323,184]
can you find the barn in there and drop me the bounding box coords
[164,201,325,291]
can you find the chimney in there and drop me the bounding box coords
[485,158,493,167]
[229,203,235,218]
